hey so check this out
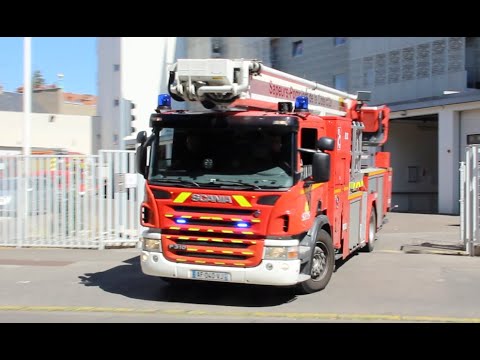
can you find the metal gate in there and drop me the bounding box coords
[0,150,142,249]
[460,144,480,256]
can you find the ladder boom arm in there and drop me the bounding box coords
[168,58,357,115]
[166,58,389,146]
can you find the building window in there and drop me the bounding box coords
[466,37,480,89]
[113,64,120,71]
[334,73,347,92]
[334,37,347,46]
[292,40,303,57]
[114,99,120,107]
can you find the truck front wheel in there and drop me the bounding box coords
[296,229,335,294]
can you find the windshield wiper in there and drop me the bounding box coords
[151,178,200,187]
[205,179,261,190]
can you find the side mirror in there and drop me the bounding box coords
[312,152,330,183]
[135,144,147,178]
[136,131,147,145]
[317,136,335,151]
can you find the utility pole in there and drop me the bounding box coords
[21,37,32,246]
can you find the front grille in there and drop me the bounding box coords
[172,205,254,215]
[174,219,242,227]
[174,240,248,248]
[175,252,249,260]
[162,233,263,268]
[162,202,264,267]
[164,229,258,240]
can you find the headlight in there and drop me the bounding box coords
[264,246,298,260]
[142,238,162,251]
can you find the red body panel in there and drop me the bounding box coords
[142,107,392,267]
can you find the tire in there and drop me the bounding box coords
[296,229,335,294]
[362,209,377,253]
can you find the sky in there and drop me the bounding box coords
[0,37,96,95]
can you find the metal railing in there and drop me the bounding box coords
[0,150,142,249]
[460,145,480,256]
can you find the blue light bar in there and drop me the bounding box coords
[176,218,187,224]
[236,222,250,228]
[158,94,172,109]
[295,96,309,112]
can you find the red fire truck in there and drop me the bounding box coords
[135,58,392,293]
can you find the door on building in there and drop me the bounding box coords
[383,115,438,213]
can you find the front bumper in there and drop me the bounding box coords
[141,251,301,286]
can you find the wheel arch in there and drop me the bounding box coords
[299,215,331,276]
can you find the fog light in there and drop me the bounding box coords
[281,263,289,271]
[141,253,148,262]
[266,263,273,271]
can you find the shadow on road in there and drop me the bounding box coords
[400,241,466,255]
[421,242,464,250]
[333,251,360,273]
[78,256,297,307]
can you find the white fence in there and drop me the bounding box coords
[0,150,142,249]
[460,145,480,256]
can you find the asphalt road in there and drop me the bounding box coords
[0,212,477,323]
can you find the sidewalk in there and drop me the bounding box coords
[377,211,465,255]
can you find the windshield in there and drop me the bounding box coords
[148,127,294,190]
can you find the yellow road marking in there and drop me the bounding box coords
[0,306,478,322]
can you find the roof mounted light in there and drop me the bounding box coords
[278,102,293,113]
[157,94,171,110]
[294,96,309,112]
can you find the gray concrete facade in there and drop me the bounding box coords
[183,37,480,214]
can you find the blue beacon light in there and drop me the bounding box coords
[158,94,172,109]
[176,218,187,224]
[294,96,309,112]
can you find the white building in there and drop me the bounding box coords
[0,111,99,155]
[96,37,186,150]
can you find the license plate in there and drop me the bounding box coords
[191,270,231,282]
